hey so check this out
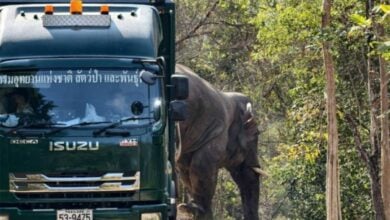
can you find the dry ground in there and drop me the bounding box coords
[176,212,193,220]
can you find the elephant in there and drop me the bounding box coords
[175,64,262,220]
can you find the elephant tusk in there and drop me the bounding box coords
[252,167,269,177]
[246,102,253,113]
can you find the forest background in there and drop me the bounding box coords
[174,0,390,219]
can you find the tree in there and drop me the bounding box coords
[377,3,390,219]
[321,0,342,219]
[348,2,389,218]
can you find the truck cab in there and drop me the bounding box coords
[0,1,181,219]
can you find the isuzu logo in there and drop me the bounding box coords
[49,141,99,151]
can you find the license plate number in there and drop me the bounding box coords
[57,209,93,220]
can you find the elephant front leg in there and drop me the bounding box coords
[176,157,196,218]
[185,150,218,220]
[229,164,260,220]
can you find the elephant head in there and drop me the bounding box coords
[175,64,262,220]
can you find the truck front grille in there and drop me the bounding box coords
[9,172,140,193]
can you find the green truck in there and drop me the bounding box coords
[0,0,187,219]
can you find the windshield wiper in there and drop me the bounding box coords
[44,121,112,136]
[92,116,154,136]
[6,122,66,135]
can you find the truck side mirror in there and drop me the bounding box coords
[140,70,157,85]
[169,100,187,121]
[171,74,189,100]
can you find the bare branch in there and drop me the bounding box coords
[175,0,219,46]
[345,114,371,166]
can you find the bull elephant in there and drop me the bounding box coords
[175,64,262,220]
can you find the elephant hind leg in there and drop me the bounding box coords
[228,163,260,220]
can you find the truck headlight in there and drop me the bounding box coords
[0,214,9,220]
[141,212,161,220]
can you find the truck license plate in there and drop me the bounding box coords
[57,209,93,220]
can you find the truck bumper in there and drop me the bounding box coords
[0,204,168,220]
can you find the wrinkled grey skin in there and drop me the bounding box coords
[175,65,261,220]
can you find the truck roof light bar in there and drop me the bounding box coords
[100,4,109,14]
[44,5,54,14]
[0,0,167,5]
[70,0,83,14]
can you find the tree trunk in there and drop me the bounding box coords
[366,53,385,220]
[347,114,384,219]
[379,59,389,219]
[370,155,386,220]
[377,13,390,219]
[322,0,341,219]
[364,1,384,218]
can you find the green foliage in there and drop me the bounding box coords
[350,14,371,26]
[349,4,390,59]
[380,4,390,13]
[213,170,242,220]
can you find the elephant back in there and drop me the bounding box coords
[175,64,228,155]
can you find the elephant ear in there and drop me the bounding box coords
[237,102,260,168]
[238,103,259,150]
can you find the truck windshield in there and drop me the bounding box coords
[0,68,161,128]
